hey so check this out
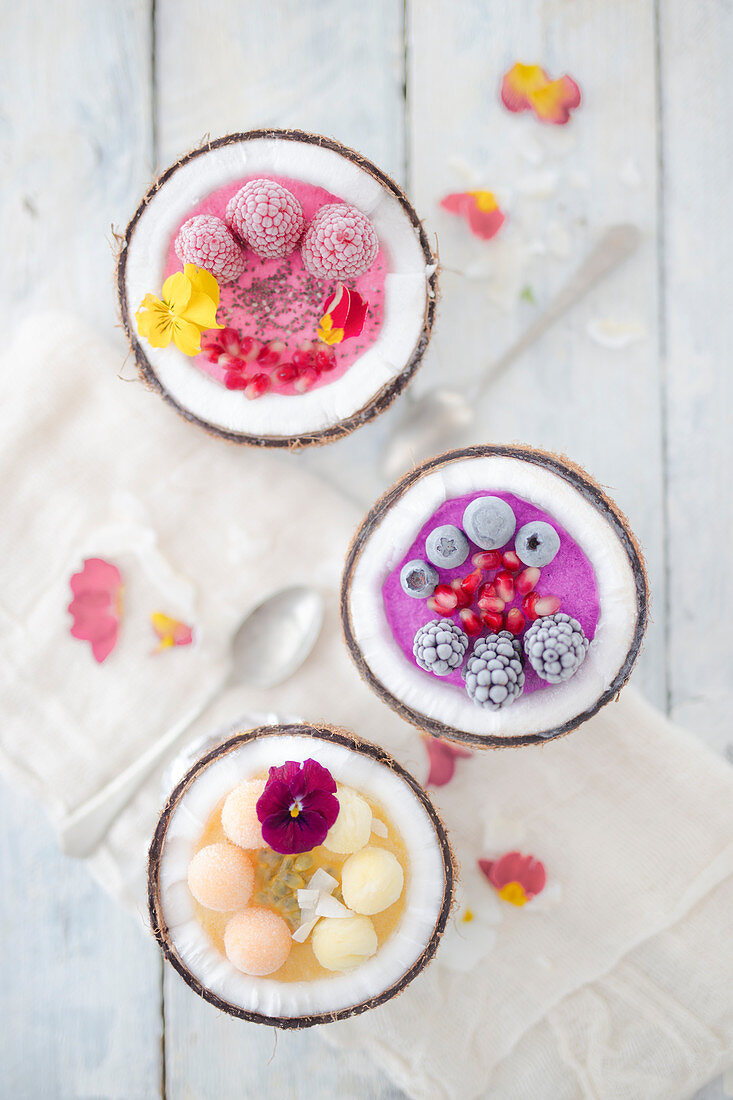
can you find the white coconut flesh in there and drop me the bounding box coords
[123,135,431,440]
[154,729,449,1021]
[345,453,644,742]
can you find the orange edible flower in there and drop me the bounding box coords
[440,190,506,240]
[501,62,581,125]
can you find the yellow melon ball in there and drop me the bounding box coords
[224,907,292,976]
[187,842,254,912]
[221,779,266,849]
[311,915,378,972]
[341,846,404,915]
[323,785,373,854]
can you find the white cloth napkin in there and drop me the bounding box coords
[1,315,732,1099]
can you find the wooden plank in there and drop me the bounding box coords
[0,782,163,1099]
[0,4,162,1098]
[0,0,154,332]
[155,1,408,1094]
[658,0,733,752]
[408,0,668,709]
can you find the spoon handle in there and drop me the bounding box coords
[58,686,223,859]
[474,224,642,399]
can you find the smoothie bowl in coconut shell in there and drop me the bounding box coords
[118,129,436,449]
[341,445,648,748]
[148,723,454,1027]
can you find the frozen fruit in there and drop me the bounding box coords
[225,179,304,259]
[341,846,404,914]
[523,612,589,683]
[515,521,560,567]
[311,914,377,972]
[224,906,291,976]
[175,214,245,283]
[413,619,469,676]
[464,631,525,710]
[425,524,470,569]
[187,842,254,911]
[221,779,266,849]
[516,567,541,596]
[400,559,439,599]
[462,496,516,550]
[301,203,379,280]
[323,786,373,854]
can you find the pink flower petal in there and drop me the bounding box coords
[425,738,472,786]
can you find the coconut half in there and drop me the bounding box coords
[148,723,454,1027]
[117,130,437,448]
[341,445,648,747]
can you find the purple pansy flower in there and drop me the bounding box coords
[256,759,339,854]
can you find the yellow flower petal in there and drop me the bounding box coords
[135,298,174,348]
[183,290,223,332]
[171,316,204,356]
[184,264,220,307]
[162,271,193,315]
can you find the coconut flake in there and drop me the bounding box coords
[308,868,339,894]
[586,316,648,349]
[371,818,388,838]
[297,889,319,910]
[315,895,353,919]
[292,915,319,943]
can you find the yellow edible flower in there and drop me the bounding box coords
[135,264,223,357]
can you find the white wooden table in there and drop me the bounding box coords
[1,1,731,1096]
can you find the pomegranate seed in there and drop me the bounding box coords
[449,579,471,609]
[534,594,561,616]
[244,373,271,400]
[478,581,497,601]
[505,608,525,635]
[459,568,483,597]
[494,570,515,604]
[294,366,318,392]
[220,328,242,357]
[479,595,505,614]
[274,363,298,384]
[224,371,249,390]
[480,609,504,633]
[293,349,314,368]
[314,348,337,373]
[217,352,233,368]
[257,342,282,367]
[502,551,523,573]
[239,336,260,362]
[472,551,502,570]
[226,356,247,374]
[523,593,540,620]
[516,567,541,597]
[201,334,224,362]
[459,608,483,636]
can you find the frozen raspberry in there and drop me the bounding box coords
[225,180,304,259]
[301,204,378,279]
[174,215,245,283]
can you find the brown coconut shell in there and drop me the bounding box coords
[341,444,649,748]
[148,722,455,1028]
[117,130,437,449]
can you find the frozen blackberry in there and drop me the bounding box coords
[523,612,589,683]
[463,631,525,710]
[413,619,469,677]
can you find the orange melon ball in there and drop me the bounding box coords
[221,778,266,849]
[224,907,292,976]
[187,842,254,912]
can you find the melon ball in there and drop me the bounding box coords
[221,779,266,849]
[187,842,254,912]
[311,915,378,972]
[224,906,292,976]
[341,846,404,915]
[323,785,372,854]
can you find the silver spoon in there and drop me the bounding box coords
[383,223,642,480]
[59,585,325,859]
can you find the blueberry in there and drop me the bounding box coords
[462,496,516,550]
[515,521,560,567]
[425,524,469,569]
[400,559,439,599]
